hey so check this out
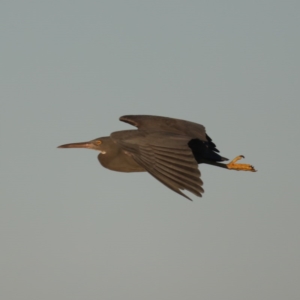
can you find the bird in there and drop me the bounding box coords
[58,115,256,200]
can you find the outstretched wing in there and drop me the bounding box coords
[120,114,224,159]
[111,130,204,200]
[120,115,207,141]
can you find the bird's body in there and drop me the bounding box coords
[97,137,145,172]
[58,115,256,200]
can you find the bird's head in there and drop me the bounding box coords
[58,137,109,153]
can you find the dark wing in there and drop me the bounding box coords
[111,130,204,200]
[120,115,207,141]
[120,114,224,160]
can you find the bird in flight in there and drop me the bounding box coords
[58,115,256,200]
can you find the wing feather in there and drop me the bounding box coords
[111,130,204,199]
[142,146,203,195]
[120,115,207,141]
[119,115,225,156]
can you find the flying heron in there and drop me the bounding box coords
[58,115,256,200]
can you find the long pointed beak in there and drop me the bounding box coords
[57,141,93,149]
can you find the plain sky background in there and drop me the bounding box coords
[1,1,300,299]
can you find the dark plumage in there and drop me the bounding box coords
[58,115,256,200]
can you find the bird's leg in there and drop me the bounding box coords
[226,155,256,172]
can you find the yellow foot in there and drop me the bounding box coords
[227,155,256,172]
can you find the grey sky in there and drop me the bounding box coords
[1,1,299,299]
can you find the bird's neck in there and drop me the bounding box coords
[98,150,145,173]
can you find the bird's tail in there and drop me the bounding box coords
[188,138,228,163]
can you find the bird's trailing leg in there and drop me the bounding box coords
[227,155,256,172]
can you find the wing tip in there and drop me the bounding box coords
[119,115,139,127]
[181,189,204,201]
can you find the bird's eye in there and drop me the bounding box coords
[95,140,102,145]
